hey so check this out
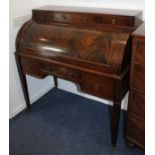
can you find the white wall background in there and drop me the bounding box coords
[9,0,53,118]
[9,0,145,118]
[47,0,145,18]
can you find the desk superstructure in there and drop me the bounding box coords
[15,6,142,145]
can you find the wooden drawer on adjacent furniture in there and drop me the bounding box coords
[133,38,145,64]
[128,90,145,118]
[126,23,145,149]
[131,64,145,92]
[82,73,113,100]
[126,114,145,147]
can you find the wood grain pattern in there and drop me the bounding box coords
[17,22,131,75]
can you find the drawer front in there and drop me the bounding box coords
[131,64,145,92]
[128,90,145,118]
[20,56,46,78]
[126,114,145,146]
[21,56,80,82]
[42,63,80,82]
[82,73,113,100]
[98,16,132,26]
[41,62,81,82]
[133,38,145,64]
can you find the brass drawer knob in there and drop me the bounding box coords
[112,19,116,25]
[94,84,100,91]
[44,65,51,71]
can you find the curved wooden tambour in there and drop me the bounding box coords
[16,20,131,75]
[15,6,143,146]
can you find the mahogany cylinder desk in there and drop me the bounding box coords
[15,6,143,146]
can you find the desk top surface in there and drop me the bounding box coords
[33,5,142,17]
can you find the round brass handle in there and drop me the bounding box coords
[45,66,50,70]
[59,67,66,74]
[112,19,116,25]
[94,84,100,91]
[83,16,88,22]
[69,72,72,76]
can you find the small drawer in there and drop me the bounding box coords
[92,15,132,26]
[128,90,145,118]
[93,16,131,26]
[57,66,80,82]
[20,56,46,78]
[82,73,113,99]
[41,63,56,73]
[109,17,131,26]
[21,57,41,71]
[42,63,80,82]
[126,114,145,146]
[133,38,145,64]
[131,64,145,92]
[53,12,72,22]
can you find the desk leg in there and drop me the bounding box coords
[111,102,121,146]
[53,76,58,88]
[15,54,31,110]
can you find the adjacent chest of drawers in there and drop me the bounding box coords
[125,23,145,149]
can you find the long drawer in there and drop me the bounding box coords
[128,89,145,118]
[126,114,145,147]
[131,63,145,92]
[133,38,145,64]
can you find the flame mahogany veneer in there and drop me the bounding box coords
[15,6,143,146]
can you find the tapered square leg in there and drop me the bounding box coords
[53,76,58,88]
[111,102,121,146]
[15,53,31,110]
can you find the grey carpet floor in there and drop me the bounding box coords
[10,88,145,155]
